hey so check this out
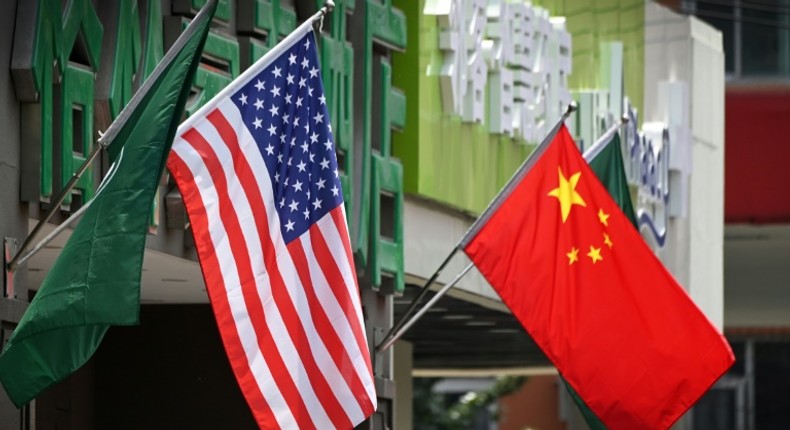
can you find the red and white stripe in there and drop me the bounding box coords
[167,99,376,429]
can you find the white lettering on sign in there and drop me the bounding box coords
[426,0,467,115]
[425,0,572,141]
[463,0,487,124]
[624,105,671,246]
[482,0,513,134]
[621,83,692,249]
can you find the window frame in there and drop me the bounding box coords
[684,0,790,83]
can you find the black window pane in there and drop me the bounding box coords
[693,387,737,430]
[741,0,790,76]
[754,342,790,428]
[729,340,746,376]
[697,2,736,73]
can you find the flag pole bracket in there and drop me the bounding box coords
[4,237,17,299]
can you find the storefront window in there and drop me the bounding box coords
[703,338,790,430]
[693,387,737,430]
[742,1,789,76]
[696,1,735,74]
[754,342,790,427]
[690,0,790,78]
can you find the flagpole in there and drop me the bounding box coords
[376,102,578,353]
[377,262,474,353]
[6,143,106,272]
[9,199,93,271]
[582,114,629,161]
[378,248,459,344]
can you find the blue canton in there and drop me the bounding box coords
[232,33,342,244]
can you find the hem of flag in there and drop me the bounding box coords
[0,324,108,408]
[554,336,733,429]
[659,337,735,429]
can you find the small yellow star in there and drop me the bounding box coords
[566,247,579,265]
[548,168,587,223]
[603,233,613,249]
[587,246,603,264]
[598,209,610,226]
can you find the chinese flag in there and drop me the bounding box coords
[463,125,734,429]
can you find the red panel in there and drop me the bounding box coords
[498,376,566,430]
[725,88,790,223]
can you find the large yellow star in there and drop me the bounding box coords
[587,246,603,263]
[547,167,586,223]
[566,247,579,265]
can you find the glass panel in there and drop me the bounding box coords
[741,0,790,76]
[693,387,737,430]
[755,342,790,428]
[697,2,736,73]
[729,340,746,376]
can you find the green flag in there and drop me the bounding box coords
[0,0,216,407]
[587,132,638,227]
[562,131,637,429]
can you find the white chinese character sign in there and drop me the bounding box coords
[425,0,572,142]
[423,1,692,251]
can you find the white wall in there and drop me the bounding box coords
[644,2,726,330]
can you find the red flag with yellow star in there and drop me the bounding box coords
[463,125,734,429]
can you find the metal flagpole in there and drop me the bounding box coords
[10,201,93,271]
[6,142,107,272]
[582,114,629,160]
[377,262,474,353]
[376,102,578,353]
[378,248,459,345]
[7,140,126,270]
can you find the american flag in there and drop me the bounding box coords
[167,24,376,429]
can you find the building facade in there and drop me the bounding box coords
[663,1,790,428]
[0,0,729,429]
